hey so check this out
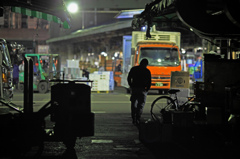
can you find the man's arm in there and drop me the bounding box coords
[127,68,133,87]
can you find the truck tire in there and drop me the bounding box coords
[38,82,48,93]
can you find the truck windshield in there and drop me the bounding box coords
[139,47,180,66]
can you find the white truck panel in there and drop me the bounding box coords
[132,31,181,49]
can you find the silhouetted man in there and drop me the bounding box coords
[127,58,151,125]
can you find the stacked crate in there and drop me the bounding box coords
[64,59,82,80]
[89,71,114,92]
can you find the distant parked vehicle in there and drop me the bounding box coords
[19,54,61,93]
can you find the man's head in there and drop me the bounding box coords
[140,58,149,67]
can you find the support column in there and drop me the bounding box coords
[67,44,75,60]
[220,40,228,59]
[24,57,33,113]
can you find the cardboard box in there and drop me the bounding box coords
[170,71,189,88]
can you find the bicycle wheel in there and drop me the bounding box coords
[150,96,176,123]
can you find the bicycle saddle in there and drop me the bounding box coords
[168,89,180,94]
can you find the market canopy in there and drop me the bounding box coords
[11,6,70,29]
[0,0,71,29]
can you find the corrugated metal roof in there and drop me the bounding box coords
[46,20,132,43]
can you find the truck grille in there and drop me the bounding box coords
[151,83,168,86]
[152,76,170,80]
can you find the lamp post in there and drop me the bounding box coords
[67,2,85,29]
[67,2,78,14]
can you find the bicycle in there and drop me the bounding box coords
[150,89,200,123]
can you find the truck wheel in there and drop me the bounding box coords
[38,82,48,93]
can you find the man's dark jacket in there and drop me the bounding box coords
[127,65,151,91]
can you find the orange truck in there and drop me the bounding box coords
[121,31,182,94]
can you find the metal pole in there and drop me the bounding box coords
[82,12,84,29]
[0,51,3,98]
[94,8,97,26]
[202,39,205,82]
[56,55,61,80]
[228,39,232,60]
[24,57,33,113]
[49,55,53,79]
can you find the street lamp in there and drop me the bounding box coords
[66,2,85,29]
[67,2,78,13]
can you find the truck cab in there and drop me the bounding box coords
[135,41,181,93]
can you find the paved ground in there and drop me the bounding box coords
[40,113,156,159]
[0,113,156,159]
[2,112,238,159]
[0,111,199,159]
[1,86,240,159]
